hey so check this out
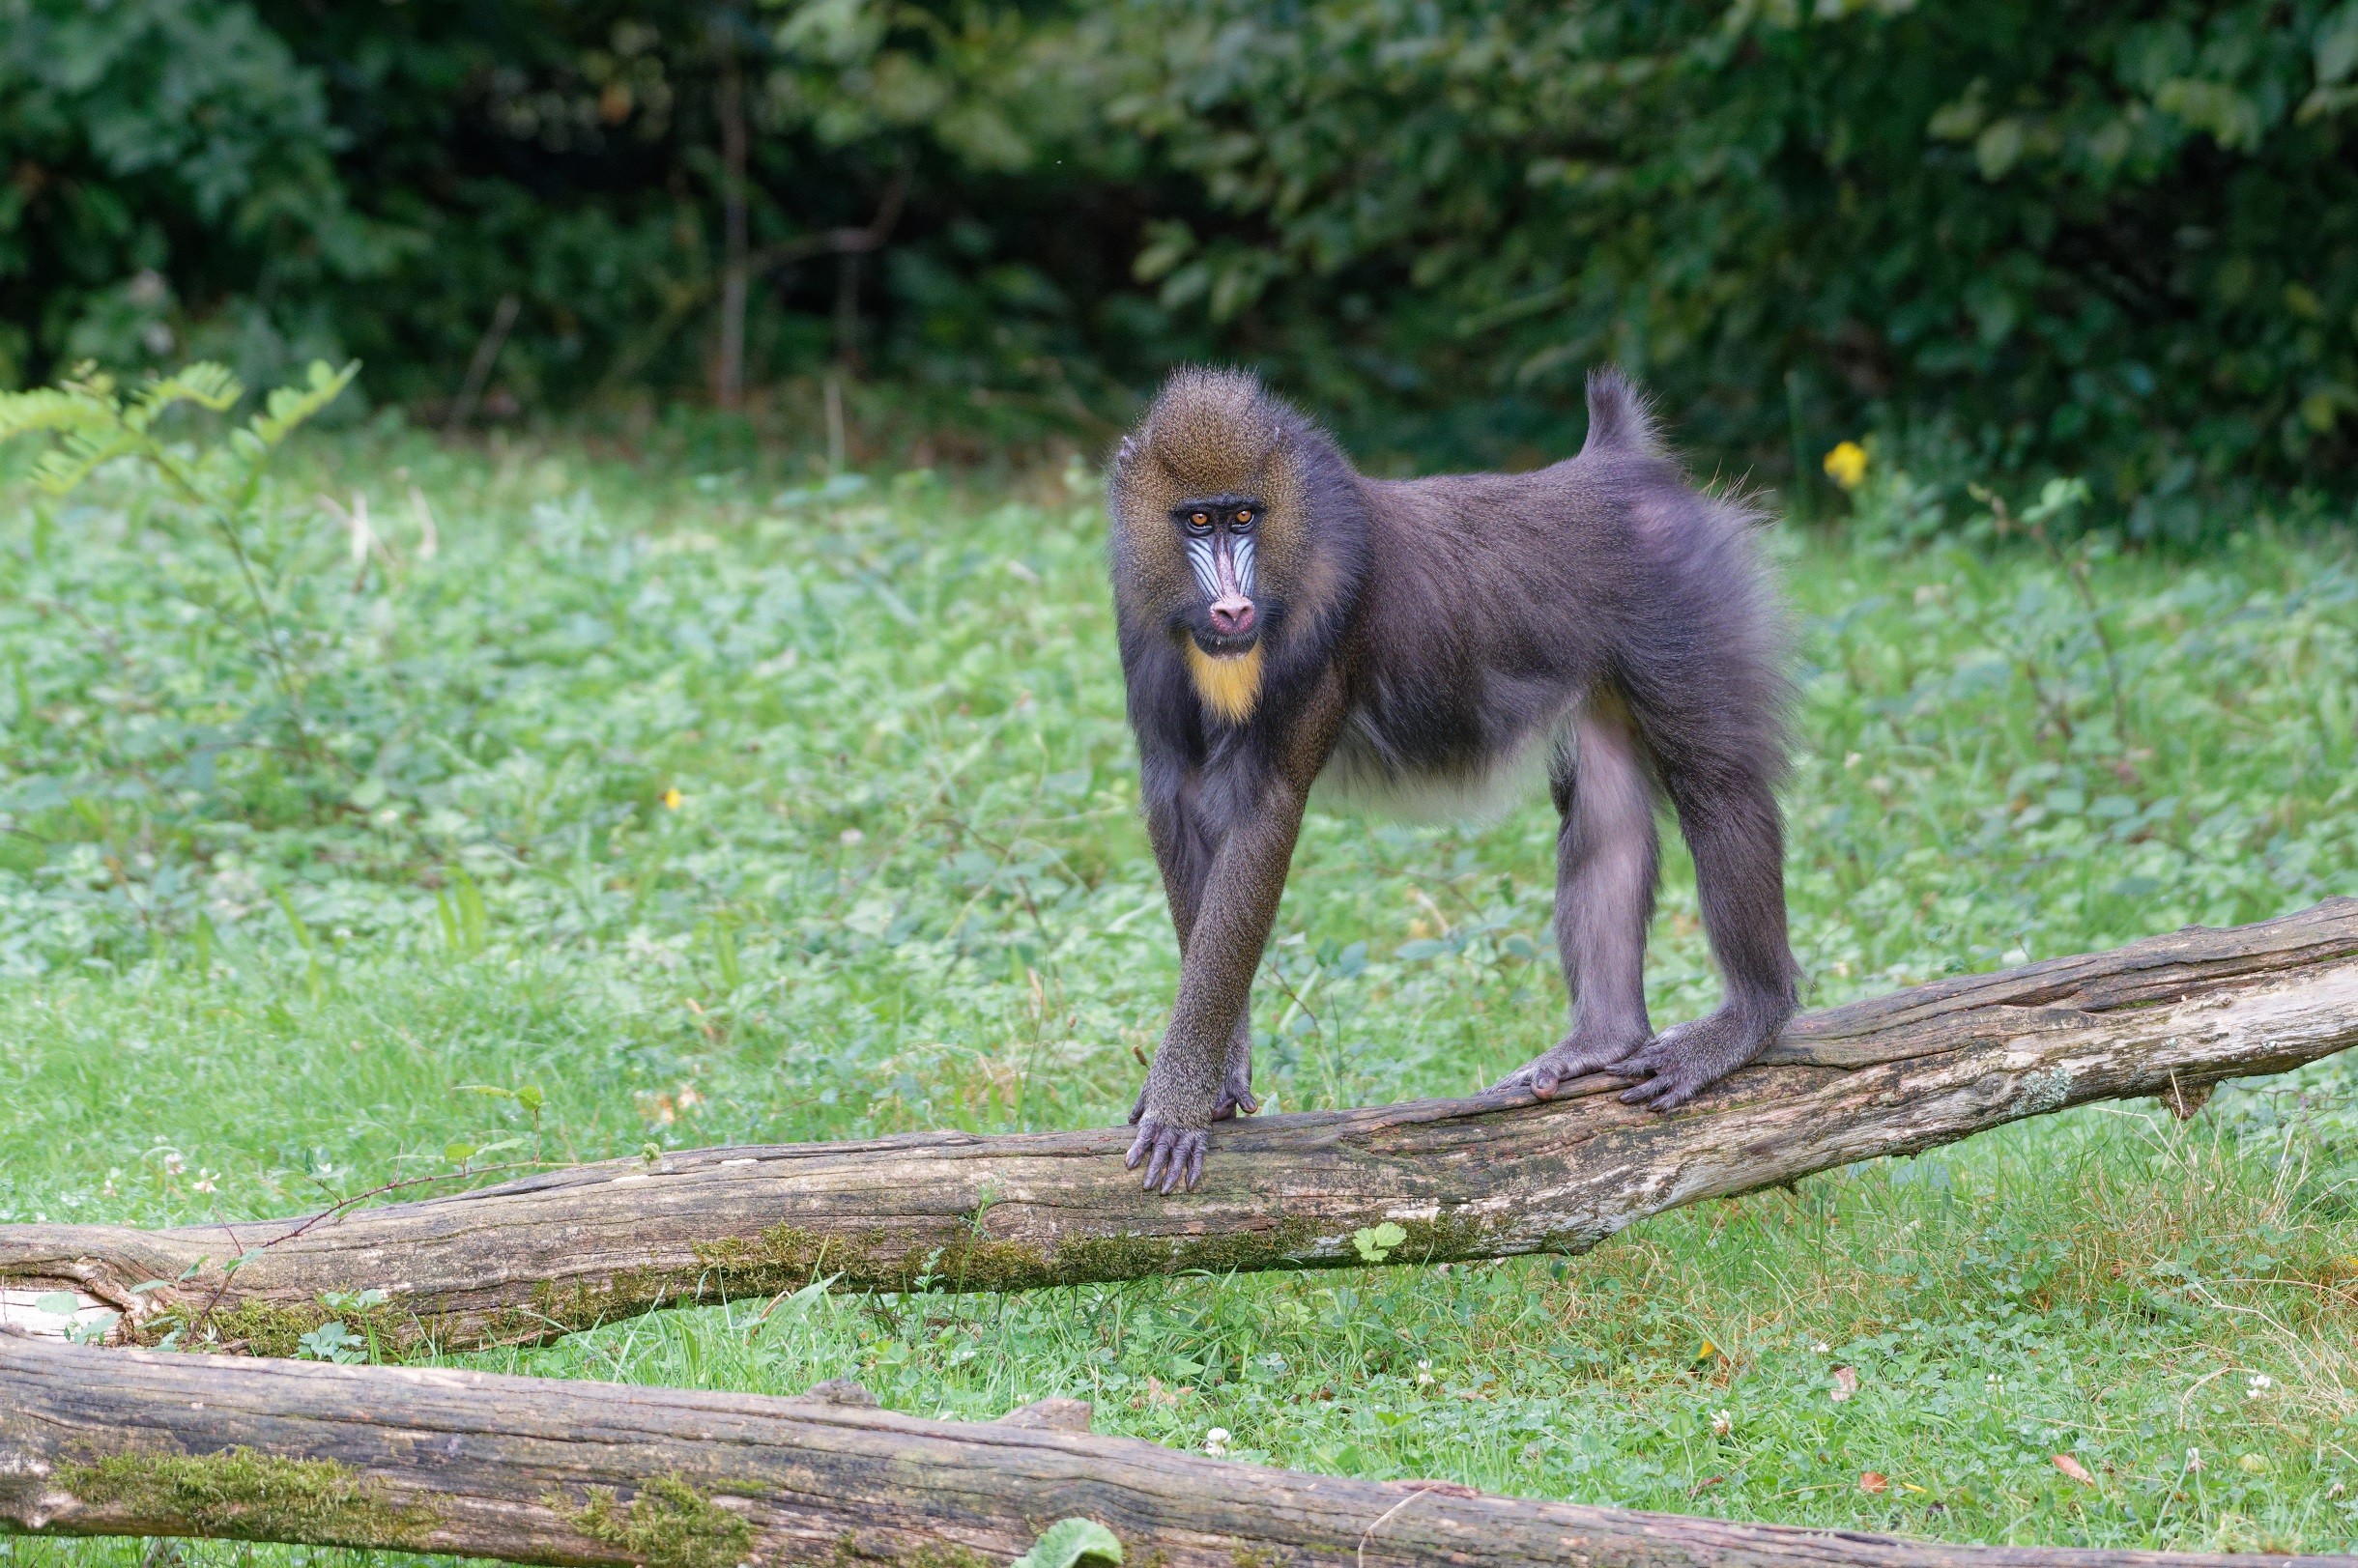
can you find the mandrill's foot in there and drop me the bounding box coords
[1493,1029,1650,1100]
[1124,1119,1208,1194]
[1612,1007,1776,1110]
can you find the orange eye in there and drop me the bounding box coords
[1192,512,1207,525]
[1236,510,1251,524]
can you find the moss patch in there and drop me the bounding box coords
[1384,1212,1498,1268]
[1053,1218,1325,1284]
[134,1296,426,1359]
[693,1223,909,1294]
[59,1447,436,1549]
[559,1473,757,1568]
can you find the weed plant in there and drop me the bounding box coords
[1,405,2354,1561]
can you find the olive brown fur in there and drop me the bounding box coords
[1107,365,1800,1192]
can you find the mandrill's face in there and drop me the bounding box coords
[1108,369,1315,727]
[1170,493,1262,657]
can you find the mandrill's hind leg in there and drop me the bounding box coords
[1611,759,1797,1109]
[1495,698,1659,1098]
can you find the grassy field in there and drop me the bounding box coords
[2,412,2356,1562]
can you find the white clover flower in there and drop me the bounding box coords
[2245,1374,2273,1399]
[1710,1409,1733,1438]
[1203,1428,1230,1456]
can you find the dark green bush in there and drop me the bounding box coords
[1100,0,2358,531]
[5,0,2357,526]
[0,0,389,386]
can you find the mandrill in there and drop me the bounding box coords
[1107,366,1798,1193]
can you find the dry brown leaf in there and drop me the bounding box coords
[1859,1471,1889,1494]
[2053,1454,2097,1486]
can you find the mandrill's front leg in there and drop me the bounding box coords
[1127,780,1305,1193]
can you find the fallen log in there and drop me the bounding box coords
[5,899,2354,1356]
[3,1335,2349,1568]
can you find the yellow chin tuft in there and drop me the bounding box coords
[1185,641,1264,726]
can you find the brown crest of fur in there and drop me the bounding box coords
[1128,367,1279,492]
[1108,369,1318,725]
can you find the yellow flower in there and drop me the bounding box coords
[661,786,682,810]
[1823,440,1868,491]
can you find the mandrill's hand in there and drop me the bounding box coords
[1125,1085,1252,1191]
[1124,1110,1208,1196]
[1126,1023,1256,1193]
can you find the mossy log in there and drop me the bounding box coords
[4,900,2354,1357]
[4,1336,2350,1568]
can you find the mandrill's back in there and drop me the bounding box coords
[1322,372,1782,818]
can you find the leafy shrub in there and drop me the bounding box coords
[0,0,391,390]
[7,1,2358,519]
[0,358,373,966]
[1097,0,2358,521]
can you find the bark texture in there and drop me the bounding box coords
[3,899,2353,1356]
[2,1336,2349,1568]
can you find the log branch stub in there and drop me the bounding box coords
[3,900,2353,1355]
[2,1336,2349,1568]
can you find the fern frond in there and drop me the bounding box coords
[245,360,359,450]
[129,363,245,432]
[0,387,120,441]
[32,429,146,495]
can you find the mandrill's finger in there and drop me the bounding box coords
[1162,1132,1203,1194]
[1620,1073,1696,1110]
[1140,1130,1176,1192]
[1124,1125,1154,1169]
[1615,1041,1672,1078]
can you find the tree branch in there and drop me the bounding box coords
[746,167,909,276]
[1,1337,2344,1568]
[3,900,2353,1356]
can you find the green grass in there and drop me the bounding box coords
[2,417,2355,1562]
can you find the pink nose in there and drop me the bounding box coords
[1209,594,1254,636]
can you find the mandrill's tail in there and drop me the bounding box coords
[1578,366,1665,460]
